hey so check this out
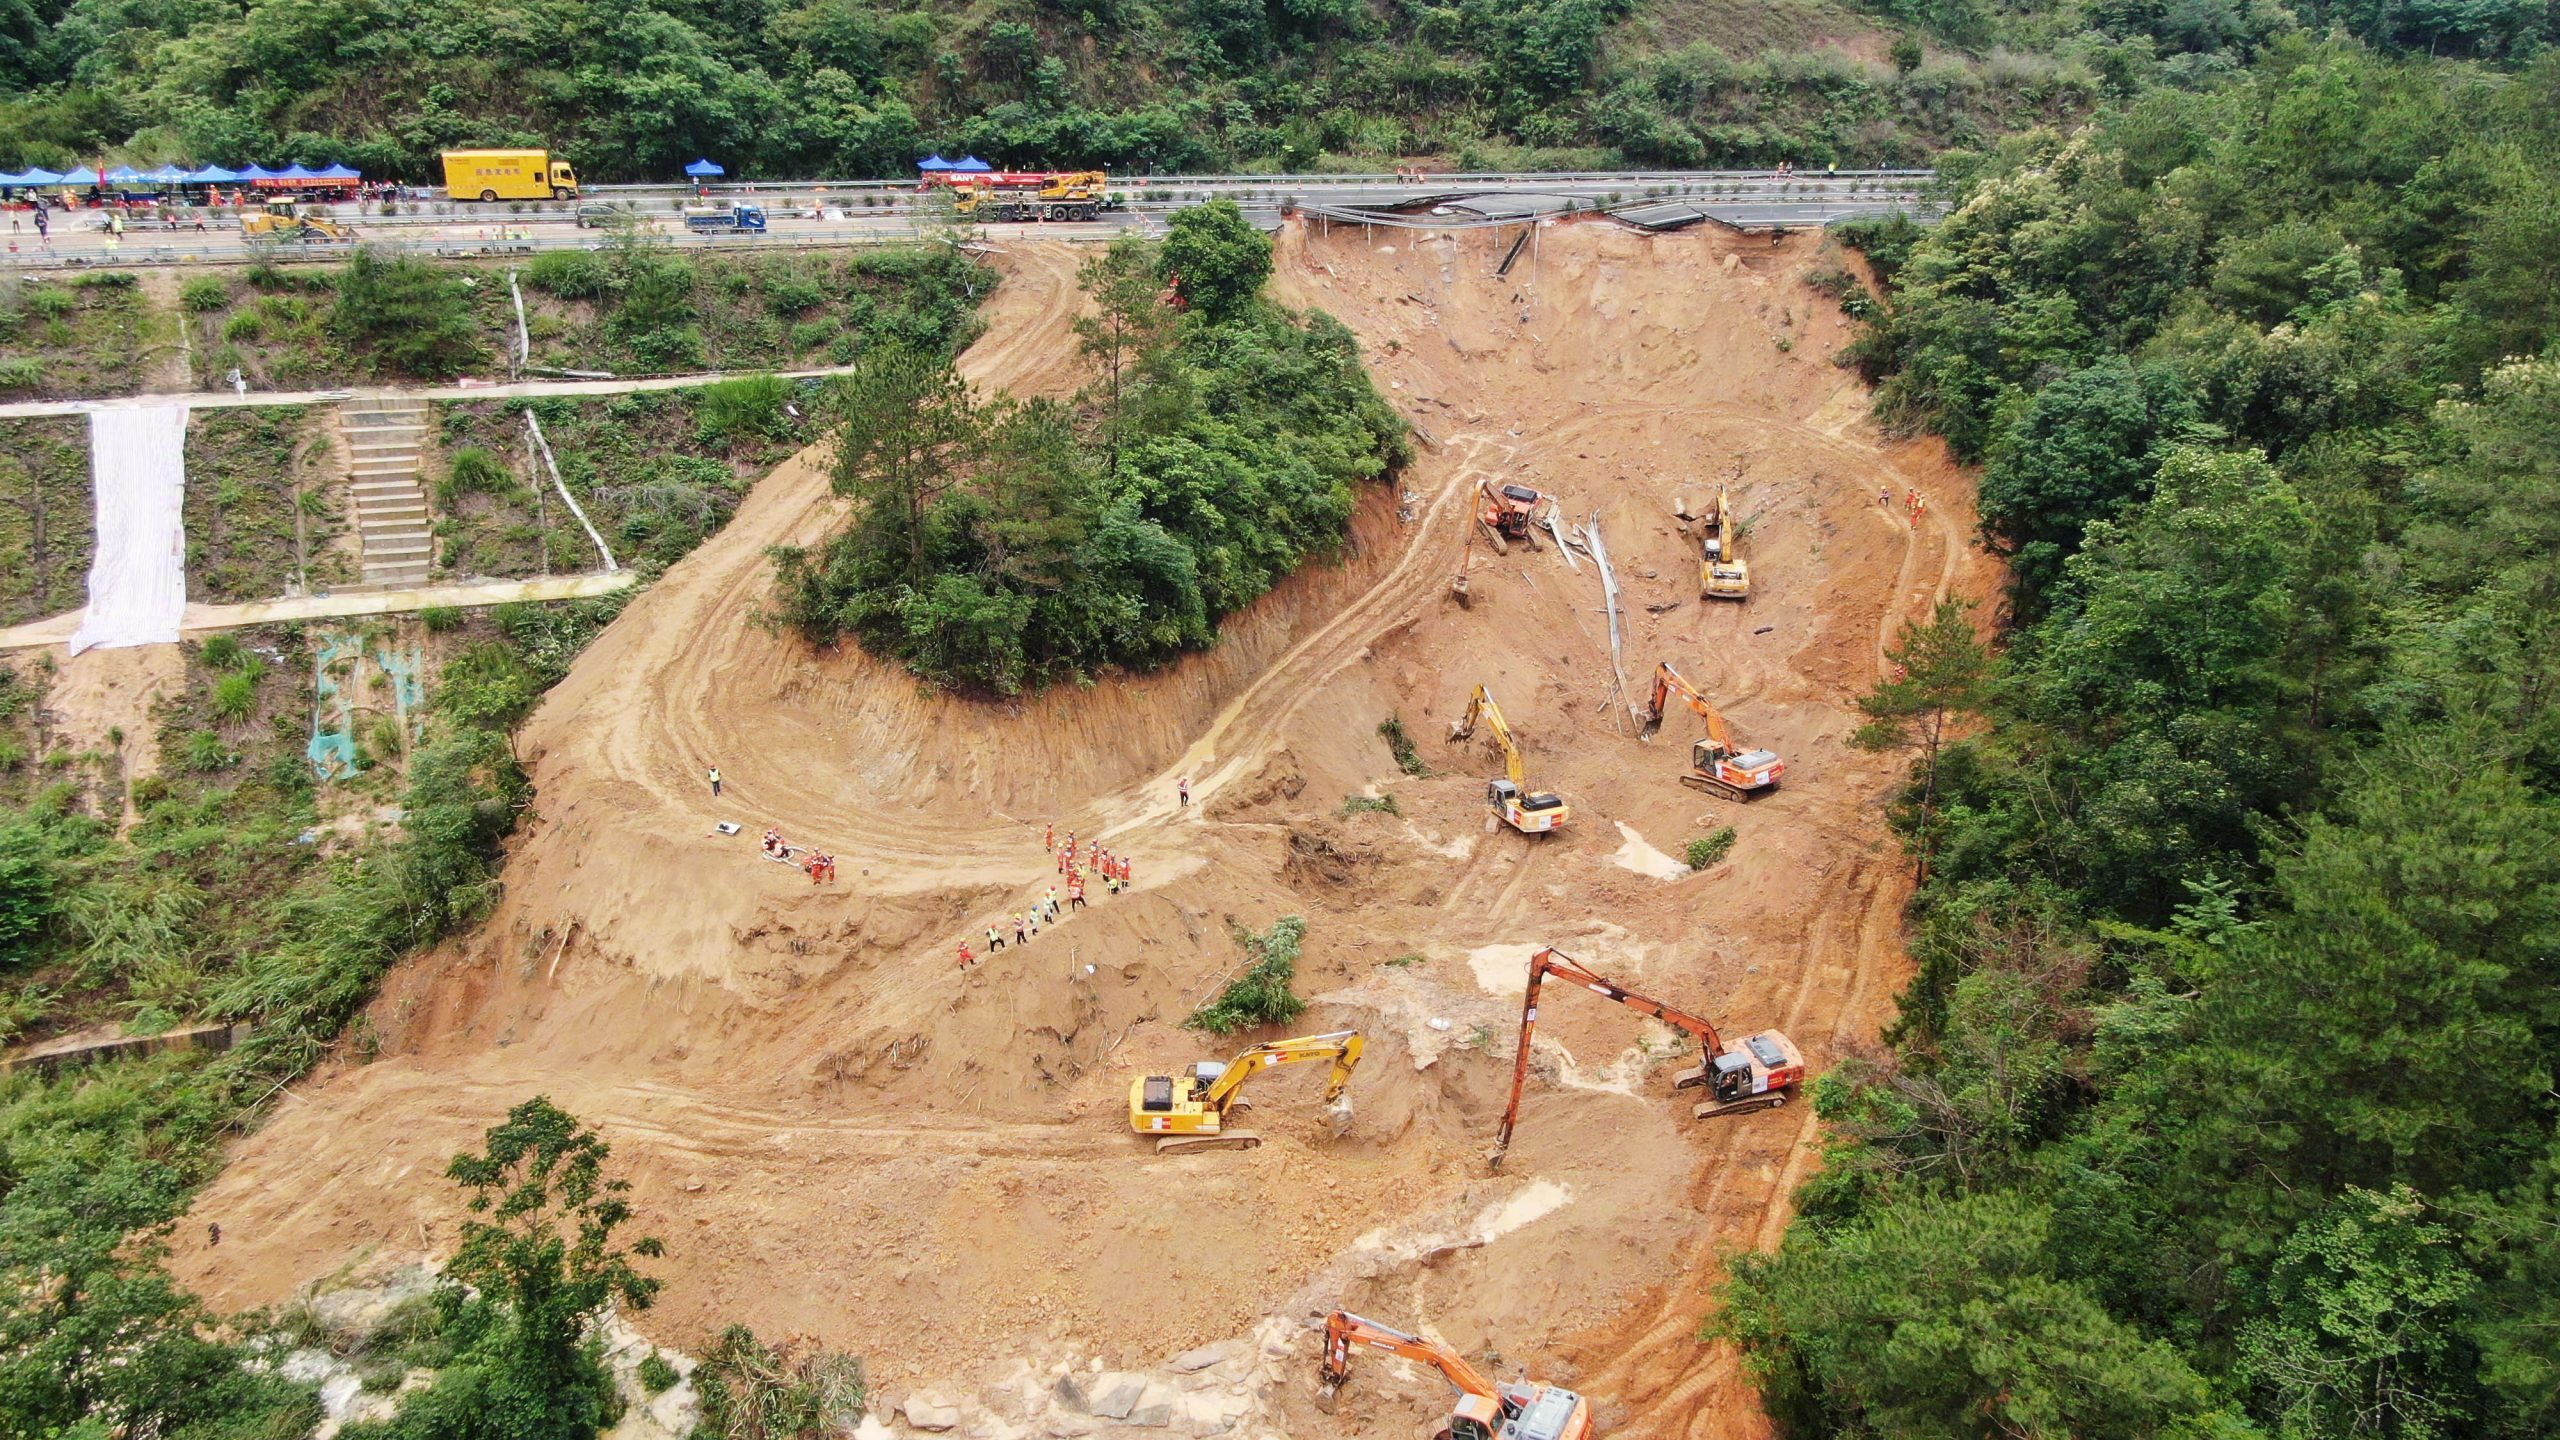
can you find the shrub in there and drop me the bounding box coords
[694,374,789,448]
[211,668,263,723]
[695,1326,866,1439]
[420,606,464,633]
[181,730,238,772]
[447,448,512,496]
[221,311,265,343]
[71,270,136,289]
[1686,827,1737,871]
[1341,793,1400,817]
[199,634,246,670]
[1377,716,1430,776]
[1188,915,1309,1034]
[332,247,488,378]
[0,357,42,390]
[760,268,828,315]
[24,288,76,319]
[525,249,615,301]
[638,1354,680,1395]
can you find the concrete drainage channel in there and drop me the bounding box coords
[340,395,434,587]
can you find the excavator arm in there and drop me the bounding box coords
[1491,946,1728,1167]
[1321,1311,1499,1401]
[1199,1030,1365,1113]
[1451,684,1528,789]
[1639,661,1719,741]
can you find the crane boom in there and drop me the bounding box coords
[1490,946,1803,1168]
[1322,1312,1498,1400]
[1200,1030,1364,1111]
[1451,684,1526,788]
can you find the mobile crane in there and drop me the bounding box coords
[950,170,1115,222]
[1638,662,1784,802]
[1320,1311,1595,1440]
[1699,482,1749,599]
[1128,1029,1364,1154]
[1489,946,1803,1169]
[1449,685,1568,834]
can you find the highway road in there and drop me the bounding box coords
[1,170,1934,270]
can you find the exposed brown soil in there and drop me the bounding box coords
[169,222,2000,1439]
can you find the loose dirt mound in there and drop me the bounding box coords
[172,224,1999,1438]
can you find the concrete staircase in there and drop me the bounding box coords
[340,396,434,588]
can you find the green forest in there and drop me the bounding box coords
[772,200,1408,693]
[1721,38,2560,1440]
[21,0,2550,180]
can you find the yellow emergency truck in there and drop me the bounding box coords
[441,150,580,202]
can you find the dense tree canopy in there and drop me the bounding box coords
[1732,38,2560,1440]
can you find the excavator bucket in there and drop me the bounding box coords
[1637,704,1665,741]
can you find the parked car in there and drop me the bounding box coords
[574,202,638,228]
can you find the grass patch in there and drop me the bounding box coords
[0,274,148,399]
[1187,915,1310,1035]
[1340,793,1400,817]
[1687,826,1738,871]
[184,407,349,602]
[432,389,805,580]
[1383,952,1423,968]
[0,418,92,626]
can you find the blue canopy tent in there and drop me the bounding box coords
[684,158,725,178]
[273,163,317,182]
[143,165,189,184]
[59,167,102,185]
[313,163,360,181]
[234,163,277,181]
[952,156,992,172]
[917,155,954,171]
[104,165,145,185]
[2,167,65,187]
[185,165,239,184]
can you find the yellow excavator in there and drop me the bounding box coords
[1639,661,1783,801]
[1320,1311,1596,1440]
[1127,1029,1364,1154]
[1700,482,1749,599]
[239,199,356,242]
[1449,685,1568,834]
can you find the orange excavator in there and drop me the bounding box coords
[1320,1311,1595,1440]
[1490,946,1803,1169]
[1639,661,1784,802]
[1477,480,1550,555]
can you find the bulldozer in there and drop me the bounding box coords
[239,199,355,243]
[1320,1311,1595,1440]
[1639,661,1783,802]
[1127,1029,1363,1154]
[1490,946,1804,1169]
[1449,684,1568,835]
[1476,480,1549,555]
[1699,483,1750,599]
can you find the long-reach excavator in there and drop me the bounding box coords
[1128,1029,1364,1154]
[1320,1311,1595,1440]
[1699,482,1750,599]
[1638,661,1783,802]
[1490,946,1803,1169]
[1449,685,1569,834]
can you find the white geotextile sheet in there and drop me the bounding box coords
[69,404,191,655]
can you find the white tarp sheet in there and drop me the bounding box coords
[68,404,190,655]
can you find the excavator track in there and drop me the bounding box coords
[1694,1092,1788,1121]
[1678,773,1762,802]
[1154,1131,1263,1155]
